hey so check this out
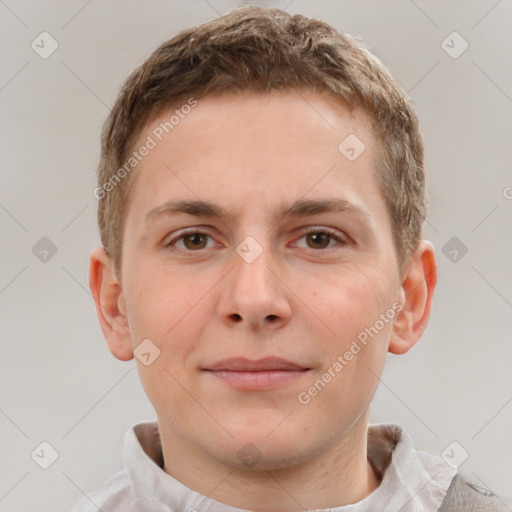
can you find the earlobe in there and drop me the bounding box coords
[89,247,134,361]
[388,241,437,355]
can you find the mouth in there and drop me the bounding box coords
[202,357,311,390]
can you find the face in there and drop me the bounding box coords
[117,91,405,469]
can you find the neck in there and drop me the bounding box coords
[160,414,382,511]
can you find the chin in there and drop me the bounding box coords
[236,451,310,472]
[221,409,296,441]
[216,437,314,472]
[211,424,317,472]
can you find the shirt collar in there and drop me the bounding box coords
[123,420,456,511]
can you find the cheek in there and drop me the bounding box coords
[124,263,202,339]
[123,266,212,398]
[123,270,203,417]
[317,273,391,339]
[307,268,395,395]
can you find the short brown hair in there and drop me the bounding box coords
[97,6,426,275]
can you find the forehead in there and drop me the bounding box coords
[125,91,386,227]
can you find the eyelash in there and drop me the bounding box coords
[164,227,348,252]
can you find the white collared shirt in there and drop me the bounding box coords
[71,421,457,512]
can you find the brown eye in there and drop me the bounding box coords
[294,228,347,251]
[182,233,208,250]
[166,231,215,251]
[305,232,333,249]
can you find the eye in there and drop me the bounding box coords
[295,228,348,250]
[165,230,216,251]
[164,227,348,253]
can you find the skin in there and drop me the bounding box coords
[90,91,437,511]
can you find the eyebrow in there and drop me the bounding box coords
[144,198,370,225]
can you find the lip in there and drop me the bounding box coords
[203,357,311,390]
[204,357,309,372]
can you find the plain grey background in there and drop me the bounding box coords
[1,1,511,511]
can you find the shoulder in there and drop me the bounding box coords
[438,472,511,512]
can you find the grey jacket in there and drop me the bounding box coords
[438,473,510,511]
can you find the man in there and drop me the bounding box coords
[74,6,508,511]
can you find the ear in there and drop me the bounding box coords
[89,247,134,361]
[388,240,437,355]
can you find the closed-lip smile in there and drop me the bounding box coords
[203,357,311,390]
[204,356,309,372]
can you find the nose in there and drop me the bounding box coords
[216,236,293,331]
